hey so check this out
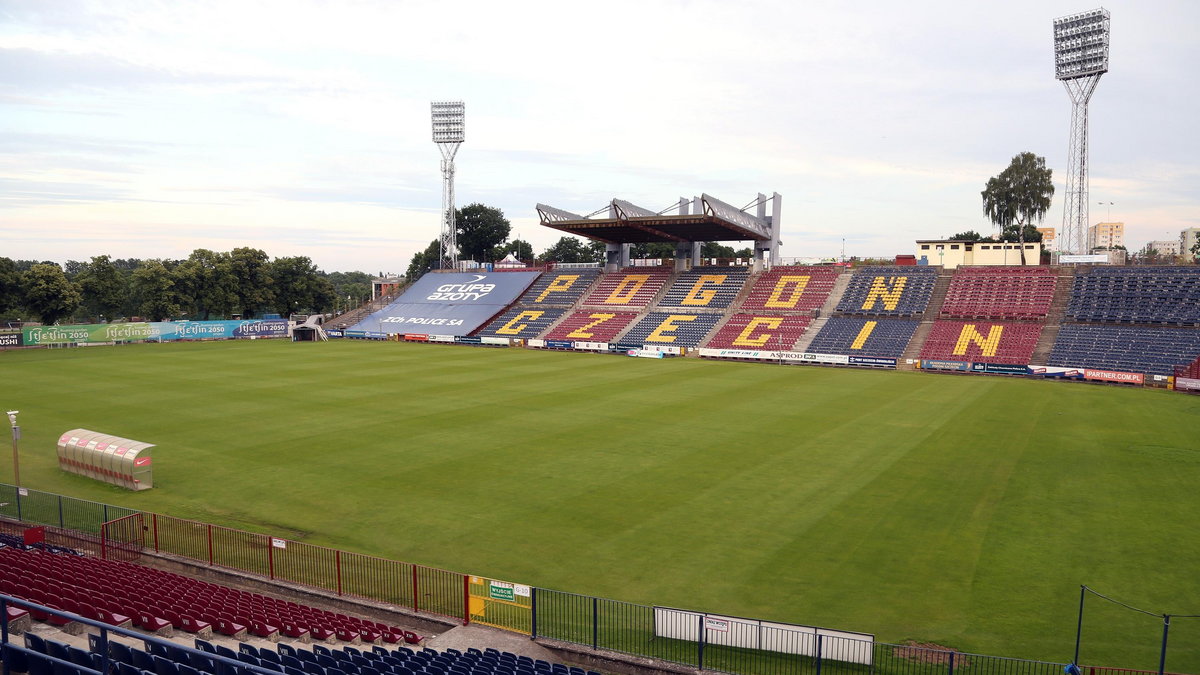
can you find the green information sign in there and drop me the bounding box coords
[489,581,515,601]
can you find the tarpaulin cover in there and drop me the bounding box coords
[351,272,541,337]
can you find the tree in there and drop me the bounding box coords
[1192,239,1200,261]
[631,242,676,259]
[22,263,82,325]
[950,230,990,242]
[175,249,238,320]
[269,256,335,316]
[228,247,275,318]
[456,203,512,263]
[538,236,595,264]
[701,242,736,259]
[981,152,1054,265]
[497,239,533,261]
[131,259,182,321]
[75,255,128,321]
[406,240,441,281]
[0,257,21,315]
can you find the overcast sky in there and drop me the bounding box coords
[3,0,1198,274]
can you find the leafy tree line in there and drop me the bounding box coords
[0,250,373,326]
[406,203,755,280]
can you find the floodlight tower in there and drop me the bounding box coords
[1053,8,1110,255]
[431,101,465,270]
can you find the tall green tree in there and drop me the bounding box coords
[75,255,128,321]
[131,259,183,321]
[981,152,1055,265]
[949,230,990,242]
[701,242,736,258]
[456,203,512,263]
[269,256,335,316]
[406,240,441,281]
[538,236,595,264]
[228,247,275,318]
[631,242,676,259]
[0,257,21,315]
[497,239,533,261]
[175,249,238,320]
[1191,238,1200,261]
[22,263,82,325]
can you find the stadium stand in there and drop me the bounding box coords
[1047,324,1200,376]
[620,313,724,348]
[802,317,919,359]
[580,269,671,309]
[475,308,567,339]
[918,321,1043,365]
[514,269,600,306]
[0,546,418,645]
[739,266,841,313]
[9,610,604,675]
[704,314,813,351]
[939,266,1057,321]
[835,267,939,317]
[543,311,639,343]
[656,267,748,310]
[1065,266,1200,326]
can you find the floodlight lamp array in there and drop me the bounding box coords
[1053,8,1110,80]
[431,101,465,144]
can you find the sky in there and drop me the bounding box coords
[3,0,1199,275]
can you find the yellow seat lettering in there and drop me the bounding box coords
[850,321,877,350]
[535,275,580,303]
[765,275,811,309]
[646,315,698,343]
[604,275,650,304]
[953,324,1004,357]
[862,276,907,311]
[566,313,617,339]
[733,317,784,347]
[496,310,545,335]
[681,275,728,306]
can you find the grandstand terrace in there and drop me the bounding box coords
[579,269,670,309]
[512,270,600,307]
[919,320,1043,365]
[655,267,748,310]
[1048,324,1200,376]
[805,317,919,360]
[704,314,813,351]
[1065,266,1200,325]
[620,312,724,348]
[738,266,840,313]
[835,266,939,317]
[542,311,639,343]
[476,308,567,339]
[939,266,1057,321]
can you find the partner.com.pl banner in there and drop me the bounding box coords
[22,320,290,345]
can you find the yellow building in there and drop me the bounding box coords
[1088,222,1124,251]
[915,240,1042,269]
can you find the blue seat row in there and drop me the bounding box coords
[835,267,938,317]
[1047,324,1200,376]
[1066,267,1200,326]
[806,318,919,359]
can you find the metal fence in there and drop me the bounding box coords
[0,484,1081,675]
[531,588,1067,675]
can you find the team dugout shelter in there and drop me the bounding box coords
[536,192,782,271]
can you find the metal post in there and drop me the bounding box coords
[58,495,63,527]
[1074,585,1086,666]
[592,597,598,650]
[1158,615,1170,675]
[335,551,342,596]
[101,522,108,560]
[530,587,538,638]
[207,524,213,565]
[697,614,705,670]
[152,513,159,553]
[9,424,18,488]
[2,597,10,675]
[268,539,275,580]
[948,650,956,675]
[815,634,822,675]
[462,574,470,625]
[412,566,420,612]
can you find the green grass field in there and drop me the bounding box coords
[3,340,1199,669]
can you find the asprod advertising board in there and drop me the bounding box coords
[352,272,541,337]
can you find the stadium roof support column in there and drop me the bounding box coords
[753,192,782,272]
[675,198,697,271]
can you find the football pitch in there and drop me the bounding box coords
[3,339,1198,668]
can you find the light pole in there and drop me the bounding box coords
[432,101,465,270]
[7,410,19,487]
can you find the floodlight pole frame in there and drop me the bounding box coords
[1054,8,1110,255]
[432,101,465,270]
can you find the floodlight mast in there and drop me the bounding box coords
[1054,8,1110,255]
[431,101,465,270]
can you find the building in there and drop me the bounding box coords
[915,240,1042,269]
[1087,221,1124,251]
[1037,227,1057,250]
[1142,240,1180,256]
[1182,227,1200,259]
